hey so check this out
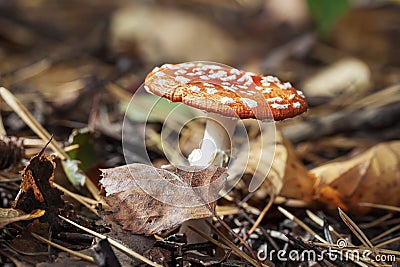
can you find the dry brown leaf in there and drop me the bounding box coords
[0,208,45,228]
[100,164,226,235]
[228,129,315,201]
[311,141,400,214]
[13,151,64,214]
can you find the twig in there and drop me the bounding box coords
[211,210,263,267]
[358,213,393,229]
[222,193,260,215]
[188,189,262,266]
[58,215,163,267]
[375,236,400,249]
[31,232,95,263]
[12,59,52,83]
[0,110,6,136]
[337,210,387,267]
[187,225,231,251]
[247,195,274,236]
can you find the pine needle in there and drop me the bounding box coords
[247,195,274,236]
[204,220,268,267]
[278,207,327,243]
[31,232,95,263]
[58,215,163,267]
[338,208,374,249]
[359,203,400,213]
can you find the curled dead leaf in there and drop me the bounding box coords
[13,152,64,213]
[311,141,400,214]
[100,163,226,235]
[228,129,314,201]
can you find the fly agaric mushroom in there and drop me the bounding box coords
[144,62,307,244]
[144,62,307,167]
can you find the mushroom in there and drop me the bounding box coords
[145,62,307,166]
[144,62,307,242]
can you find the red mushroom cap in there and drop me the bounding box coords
[144,62,307,120]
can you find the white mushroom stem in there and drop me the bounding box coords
[188,113,237,167]
[180,113,237,244]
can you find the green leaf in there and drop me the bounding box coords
[306,0,350,38]
[67,128,96,172]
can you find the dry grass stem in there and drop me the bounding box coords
[58,215,163,267]
[30,232,95,263]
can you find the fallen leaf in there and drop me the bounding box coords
[311,141,400,214]
[100,164,227,235]
[13,151,64,214]
[228,129,314,201]
[0,208,45,228]
[278,135,316,202]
